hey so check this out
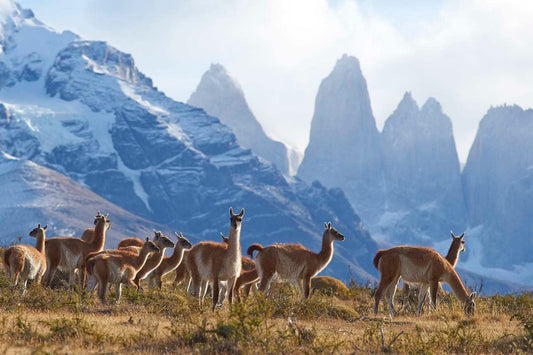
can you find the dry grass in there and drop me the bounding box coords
[0,253,531,353]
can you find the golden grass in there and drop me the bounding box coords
[0,257,531,353]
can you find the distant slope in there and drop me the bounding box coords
[0,151,162,248]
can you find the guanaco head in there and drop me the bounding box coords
[143,237,160,253]
[29,223,48,238]
[174,232,193,250]
[229,207,245,229]
[153,230,175,249]
[451,231,466,252]
[94,211,111,230]
[465,292,476,316]
[324,222,345,242]
[220,232,229,244]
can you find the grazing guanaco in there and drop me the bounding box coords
[186,207,244,310]
[403,231,466,314]
[44,212,108,287]
[147,233,193,289]
[373,245,476,317]
[86,238,159,304]
[132,230,174,289]
[3,224,48,294]
[246,222,345,299]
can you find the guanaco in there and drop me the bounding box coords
[147,232,193,289]
[403,231,466,314]
[246,222,345,299]
[132,230,174,289]
[3,224,48,294]
[118,237,144,249]
[80,212,111,242]
[373,245,476,317]
[86,238,159,304]
[186,207,244,310]
[44,212,108,287]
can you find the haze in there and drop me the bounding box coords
[19,0,533,161]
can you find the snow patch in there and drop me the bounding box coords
[119,81,167,115]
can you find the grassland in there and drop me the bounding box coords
[0,256,531,354]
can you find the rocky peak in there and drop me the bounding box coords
[298,54,384,225]
[188,63,290,175]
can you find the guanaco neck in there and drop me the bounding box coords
[36,231,46,255]
[148,245,167,267]
[444,267,469,303]
[130,246,154,271]
[227,226,242,257]
[165,245,186,269]
[90,219,107,251]
[317,232,334,267]
[445,239,462,267]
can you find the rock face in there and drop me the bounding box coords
[463,105,533,267]
[298,55,385,224]
[380,93,466,243]
[0,1,378,281]
[188,64,291,175]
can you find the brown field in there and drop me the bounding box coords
[0,253,531,354]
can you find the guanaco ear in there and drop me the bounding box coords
[239,208,244,217]
[43,225,48,230]
[327,222,331,229]
[145,237,149,242]
[451,230,456,238]
[220,232,225,238]
[459,233,465,239]
[229,207,234,216]
[38,223,41,228]
[469,292,477,300]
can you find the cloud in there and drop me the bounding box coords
[19,0,533,160]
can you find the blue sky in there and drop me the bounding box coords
[19,0,533,161]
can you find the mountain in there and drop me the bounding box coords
[298,54,385,225]
[188,64,292,175]
[0,1,378,281]
[463,105,533,268]
[0,151,161,248]
[379,92,466,244]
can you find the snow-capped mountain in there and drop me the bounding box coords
[298,54,385,225]
[0,151,161,248]
[188,64,293,175]
[379,93,466,244]
[0,1,377,281]
[463,105,533,268]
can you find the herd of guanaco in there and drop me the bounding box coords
[1,207,476,316]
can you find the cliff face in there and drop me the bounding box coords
[380,93,466,243]
[298,54,385,224]
[463,105,533,266]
